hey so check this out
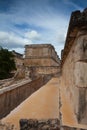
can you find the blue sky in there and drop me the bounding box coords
[0,0,87,57]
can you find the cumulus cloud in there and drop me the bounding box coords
[0,31,32,48]
[25,30,41,40]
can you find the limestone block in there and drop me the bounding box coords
[74,62,87,88]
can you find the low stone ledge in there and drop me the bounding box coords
[0,121,17,130]
[0,79,31,95]
[0,77,14,83]
[62,126,87,130]
[20,119,60,130]
[19,119,87,130]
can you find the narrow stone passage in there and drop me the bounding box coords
[2,78,59,129]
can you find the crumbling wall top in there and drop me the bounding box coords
[25,44,55,49]
[12,50,23,59]
[61,8,87,66]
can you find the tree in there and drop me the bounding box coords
[0,47,16,79]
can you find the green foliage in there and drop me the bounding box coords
[0,47,16,79]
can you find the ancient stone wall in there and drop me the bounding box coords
[61,9,87,125]
[12,50,24,70]
[25,58,59,67]
[0,76,51,119]
[62,126,86,130]
[35,66,60,75]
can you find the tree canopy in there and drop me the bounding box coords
[0,47,16,79]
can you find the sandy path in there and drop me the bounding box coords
[2,78,59,129]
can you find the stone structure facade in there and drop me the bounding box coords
[61,9,87,125]
[24,44,60,76]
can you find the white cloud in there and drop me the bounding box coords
[55,44,64,58]
[0,31,32,48]
[9,47,25,54]
[25,30,41,40]
[55,31,67,44]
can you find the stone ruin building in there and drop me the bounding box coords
[24,44,60,78]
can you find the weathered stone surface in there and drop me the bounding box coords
[19,119,87,130]
[20,119,60,130]
[78,88,87,123]
[62,126,87,130]
[12,50,24,70]
[0,121,17,130]
[74,62,87,88]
